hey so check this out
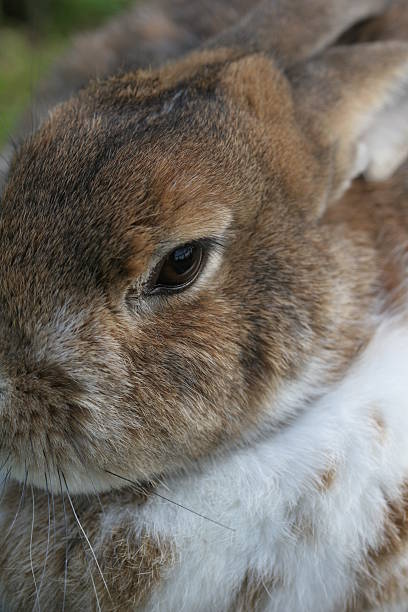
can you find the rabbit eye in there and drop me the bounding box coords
[148,242,204,294]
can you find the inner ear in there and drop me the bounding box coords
[361,96,408,181]
[289,42,408,201]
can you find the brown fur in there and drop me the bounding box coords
[229,572,283,612]
[348,484,408,610]
[318,466,337,492]
[0,482,171,611]
[1,0,408,609]
[326,164,408,312]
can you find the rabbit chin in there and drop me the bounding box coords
[2,459,142,495]
[0,350,341,498]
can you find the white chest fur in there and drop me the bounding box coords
[102,318,408,611]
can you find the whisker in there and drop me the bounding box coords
[57,460,103,611]
[0,451,11,472]
[65,439,105,515]
[68,439,105,512]
[57,472,68,612]
[29,435,36,468]
[105,469,236,532]
[42,448,57,544]
[87,476,105,517]
[0,466,12,504]
[35,471,52,609]
[7,467,28,536]
[30,484,40,612]
[51,483,57,546]
[87,562,102,612]
[60,471,112,602]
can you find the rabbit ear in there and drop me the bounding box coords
[290,42,408,199]
[206,0,390,67]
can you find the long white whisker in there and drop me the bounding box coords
[7,467,28,536]
[87,475,106,517]
[35,471,52,608]
[88,564,102,612]
[43,447,57,545]
[105,469,235,532]
[60,471,111,602]
[57,472,68,612]
[0,451,11,472]
[0,466,11,504]
[30,484,40,612]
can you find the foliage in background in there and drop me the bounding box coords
[0,0,132,146]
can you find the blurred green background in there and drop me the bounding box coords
[0,0,132,147]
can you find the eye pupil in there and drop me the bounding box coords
[152,242,204,293]
[172,245,194,272]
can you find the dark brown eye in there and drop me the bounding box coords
[149,242,204,294]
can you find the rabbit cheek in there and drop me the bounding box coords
[120,310,246,470]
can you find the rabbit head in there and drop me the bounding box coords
[0,0,407,494]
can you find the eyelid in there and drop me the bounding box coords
[145,236,225,281]
[125,236,226,306]
[155,236,226,260]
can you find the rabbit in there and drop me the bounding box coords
[1,0,408,610]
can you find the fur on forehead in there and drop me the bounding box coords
[3,68,241,275]
[4,49,322,289]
